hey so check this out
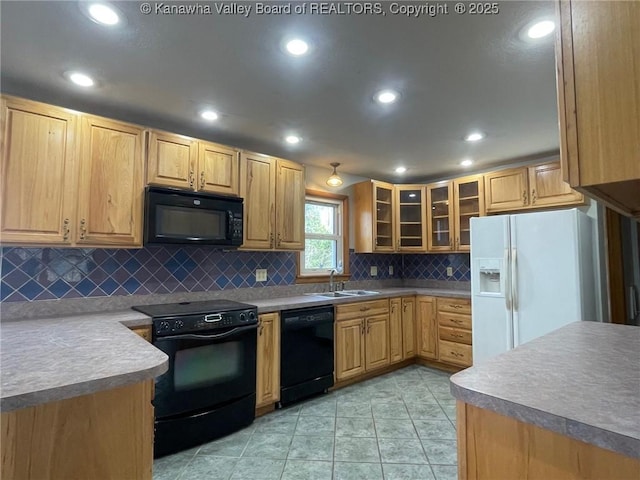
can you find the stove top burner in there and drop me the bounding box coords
[132,299,256,318]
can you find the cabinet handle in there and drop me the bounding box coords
[366,320,371,334]
[189,169,195,188]
[531,189,537,204]
[361,324,365,335]
[452,319,463,324]
[277,232,281,248]
[62,218,70,241]
[375,238,378,246]
[200,171,205,190]
[270,233,274,248]
[449,304,462,309]
[449,238,453,248]
[79,218,87,240]
[523,190,528,205]
[360,306,370,312]
[456,237,459,250]
[452,333,463,338]
[391,304,395,313]
[397,239,400,250]
[450,351,463,358]
[403,302,407,313]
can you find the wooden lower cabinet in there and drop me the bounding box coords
[130,325,152,342]
[389,298,403,364]
[401,297,416,358]
[256,312,280,408]
[457,401,640,480]
[417,296,438,360]
[1,381,154,480]
[335,300,390,382]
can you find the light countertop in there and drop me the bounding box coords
[450,321,640,459]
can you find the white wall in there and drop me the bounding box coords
[579,199,609,322]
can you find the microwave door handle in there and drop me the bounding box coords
[226,210,234,240]
[159,324,257,342]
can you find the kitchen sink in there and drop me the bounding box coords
[306,290,380,298]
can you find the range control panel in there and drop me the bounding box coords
[153,308,257,336]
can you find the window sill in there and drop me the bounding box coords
[295,273,351,284]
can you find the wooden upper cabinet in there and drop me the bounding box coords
[395,186,426,252]
[453,175,485,252]
[426,182,454,252]
[1,96,78,245]
[354,180,396,253]
[146,130,197,190]
[275,158,305,250]
[484,168,529,213]
[147,131,239,196]
[528,162,583,208]
[76,115,145,247]
[556,0,640,218]
[241,152,275,249]
[240,152,303,251]
[199,141,239,196]
[485,161,584,214]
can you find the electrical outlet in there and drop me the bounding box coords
[388,265,394,275]
[370,266,378,277]
[446,267,453,277]
[255,269,267,282]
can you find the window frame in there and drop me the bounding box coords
[296,189,350,283]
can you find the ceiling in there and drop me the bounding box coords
[1,1,560,183]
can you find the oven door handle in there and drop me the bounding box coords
[158,324,257,341]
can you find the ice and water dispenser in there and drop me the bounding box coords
[475,258,504,296]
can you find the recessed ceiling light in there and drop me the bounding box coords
[395,166,407,174]
[527,20,555,39]
[285,135,301,144]
[376,90,399,104]
[465,132,485,142]
[87,3,120,25]
[285,39,309,56]
[66,72,95,87]
[460,159,473,167]
[200,110,219,121]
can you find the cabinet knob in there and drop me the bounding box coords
[531,189,537,204]
[200,171,206,190]
[189,169,195,188]
[523,190,528,205]
[270,233,274,248]
[277,232,281,248]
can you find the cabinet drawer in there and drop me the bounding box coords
[439,326,472,345]
[439,340,472,367]
[437,297,471,315]
[336,299,389,320]
[438,312,471,330]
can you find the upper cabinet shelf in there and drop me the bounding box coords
[555,0,640,218]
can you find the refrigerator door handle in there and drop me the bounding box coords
[512,248,518,312]
[504,248,512,311]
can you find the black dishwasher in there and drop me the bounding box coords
[280,305,334,407]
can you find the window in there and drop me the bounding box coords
[297,190,349,280]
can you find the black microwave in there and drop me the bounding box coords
[144,187,243,247]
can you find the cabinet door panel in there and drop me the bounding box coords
[427,183,454,251]
[454,175,484,252]
[528,162,583,208]
[256,313,280,407]
[365,314,390,371]
[147,131,196,190]
[1,97,77,244]
[401,297,416,359]
[485,168,529,213]
[275,159,304,250]
[335,319,365,381]
[199,142,239,196]
[417,296,438,360]
[389,298,403,364]
[395,186,426,252]
[373,182,396,252]
[77,116,144,246]
[241,153,275,249]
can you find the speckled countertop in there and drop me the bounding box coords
[251,287,469,313]
[1,287,467,413]
[450,322,640,459]
[0,311,168,413]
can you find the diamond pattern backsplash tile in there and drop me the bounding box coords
[0,247,469,302]
[402,253,471,282]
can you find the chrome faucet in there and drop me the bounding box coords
[329,269,336,292]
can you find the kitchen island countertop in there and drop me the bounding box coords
[450,321,640,459]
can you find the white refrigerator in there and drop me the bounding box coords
[470,208,597,364]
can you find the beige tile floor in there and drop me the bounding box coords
[154,365,458,480]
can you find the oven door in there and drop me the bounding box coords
[153,323,257,418]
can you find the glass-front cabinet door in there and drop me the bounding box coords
[426,182,454,251]
[395,186,426,252]
[373,181,395,252]
[453,175,485,251]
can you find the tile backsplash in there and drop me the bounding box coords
[0,247,468,303]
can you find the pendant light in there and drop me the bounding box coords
[326,162,343,187]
